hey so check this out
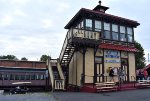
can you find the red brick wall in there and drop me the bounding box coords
[35,62,47,68]
[17,61,33,68]
[0,60,46,69]
[0,61,16,67]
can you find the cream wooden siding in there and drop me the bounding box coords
[128,52,136,81]
[85,48,94,83]
[76,51,83,86]
[72,53,77,85]
[69,56,73,84]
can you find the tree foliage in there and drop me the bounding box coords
[0,55,18,60]
[21,57,28,61]
[40,55,51,61]
[135,41,146,69]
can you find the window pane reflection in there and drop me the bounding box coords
[104,31,110,39]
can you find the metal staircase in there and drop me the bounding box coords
[59,29,75,66]
[59,28,101,66]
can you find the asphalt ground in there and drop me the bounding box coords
[1,89,150,101]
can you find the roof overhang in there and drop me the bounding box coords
[65,8,140,29]
[99,43,139,52]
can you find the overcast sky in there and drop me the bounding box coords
[0,0,150,61]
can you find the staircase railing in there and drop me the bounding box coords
[54,79,65,90]
[57,59,65,80]
[59,29,72,63]
[47,59,54,91]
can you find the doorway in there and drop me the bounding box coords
[95,57,103,83]
[121,58,129,82]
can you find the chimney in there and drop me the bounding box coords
[93,1,109,13]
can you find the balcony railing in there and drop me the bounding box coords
[72,28,100,40]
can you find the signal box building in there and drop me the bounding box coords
[57,1,140,89]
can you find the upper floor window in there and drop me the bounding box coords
[104,22,110,31]
[120,26,125,33]
[112,24,118,40]
[104,31,111,39]
[128,35,133,42]
[112,32,118,40]
[127,27,133,35]
[77,23,80,29]
[81,21,84,29]
[95,20,101,31]
[112,24,118,32]
[85,19,92,30]
[127,27,133,42]
[120,33,126,41]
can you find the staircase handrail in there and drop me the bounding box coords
[57,59,65,80]
[59,29,72,62]
[47,59,54,91]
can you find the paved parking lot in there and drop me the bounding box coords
[1,89,150,101]
[0,93,55,101]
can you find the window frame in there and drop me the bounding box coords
[104,22,110,31]
[95,20,101,31]
[85,19,92,30]
[104,30,111,39]
[112,32,119,40]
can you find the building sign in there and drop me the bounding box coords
[105,50,120,63]
[105,60,120,63]
[105,50,119,58]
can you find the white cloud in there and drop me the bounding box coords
[41,19,53,29]
[10,0,29,5]
[0,15,13,26]
[14,9,27,17]
[56,2,70,12]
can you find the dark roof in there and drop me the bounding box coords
[99,43,139,52]
[65,8,140,29]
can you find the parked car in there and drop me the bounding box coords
[10,87,29,94]
[10,82,31,94]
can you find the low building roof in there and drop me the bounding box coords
[0,59,47,69]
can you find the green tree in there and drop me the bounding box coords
[0,55,18,60]
[135,41,146,69]
[21,57,28,61]
[40,55,51,61]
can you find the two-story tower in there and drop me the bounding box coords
[59,1,140,89]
